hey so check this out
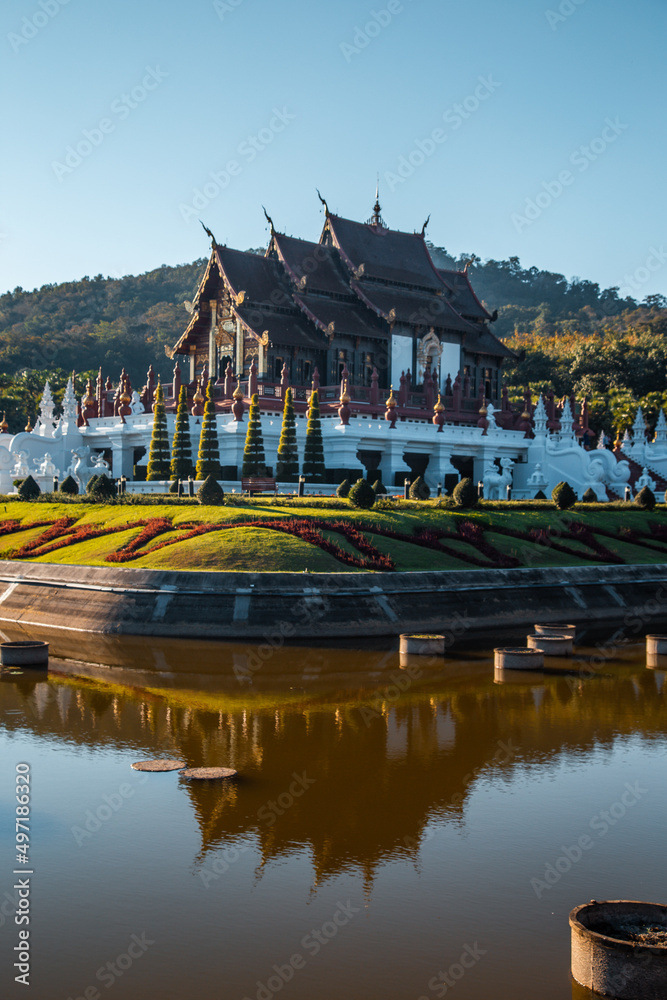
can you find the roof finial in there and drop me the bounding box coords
[316,189,329,215]
[199,220,217,247]
[371,174,383,227]
[262,205,275,232]
[421,214,430,237]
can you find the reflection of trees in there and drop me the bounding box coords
[1,658,664,888]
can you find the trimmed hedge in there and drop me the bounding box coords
[348,478,375,509]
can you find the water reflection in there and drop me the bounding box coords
[1,634,664,888]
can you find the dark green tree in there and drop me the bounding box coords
[242,393,266,477]
[276,388,299,482]
[581,487,597,503]
[452,477,477,508]
[372,479,387,495]
[552,481,577,509]
[18,475,40,500]
[336,479,351,498]
[60,475,79,495]
[348,478,375,509]
[302,390,325,482]
[86,474,100,494]
[196,380,222,480]
[197,474,225,505]
[171,385,193,480]
[147,382,170,481]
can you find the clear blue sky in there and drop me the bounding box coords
[2,0,665,299]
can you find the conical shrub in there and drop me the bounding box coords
[581,487,597,503]
[348,478,375,509]
[276,388,299,482]
[171,385,193,480]
[635,485,656,510]
[372,479,387,495]
[242,394,266,477]
[409,476,430,500]
[17,475,40,500]
[452,477,477,508]
[147,382,170,481]
[336,479,351,498]
[196,380,222,480]
[552,481,576,510]
[197,474,225,505]
[60,475,79,495]
[302,390,325,482]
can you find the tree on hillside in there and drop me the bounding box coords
[302,390,325,482]
[242,394,266,477]
[276,388,299,482]
[196,379,221,480]
[171,385,193,480]
[146,382,170,480]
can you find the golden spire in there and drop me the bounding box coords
[232,377,244,401]
[385,386,397,408]
[339,379,350,404]
[25,415,33,432]
[433,394,444,413]
[193,379,205,405]
[0,412,8,433]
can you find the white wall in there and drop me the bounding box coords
[440,341,461,391]
[390,334,413,386]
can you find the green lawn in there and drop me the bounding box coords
[0,499,666,573]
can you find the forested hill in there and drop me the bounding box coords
[1,247,666,435]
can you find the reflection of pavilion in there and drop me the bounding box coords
[1,651,663,889]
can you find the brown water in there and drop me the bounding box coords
[0,632,665,1000]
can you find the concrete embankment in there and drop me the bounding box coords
[0,560,666,642]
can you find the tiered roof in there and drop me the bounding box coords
[170,201,513,363]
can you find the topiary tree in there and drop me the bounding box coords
[90,474,116,500]
[276,388,299,482]
[196,379,222,480]
[169,479,180,495]
[552,481,577,510]
[336,479,351,498]
[635,485,656,510]
[18,475,40,500]
[409,475,430,500]
[534,490,547,500]
[242,394,266,477]
[372,479,387,495]
[348,478,375,509]
[171,384,193,480]
[197,473,225,505]
[452,477,477,508]
[581,487,597,503]
[302,390,325,482]
[147,382,170,481]
[86,474,100,494]
[60,475,79,495]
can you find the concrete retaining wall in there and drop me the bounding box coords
[0,561,666,641]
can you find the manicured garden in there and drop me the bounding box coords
[2,493,667,572]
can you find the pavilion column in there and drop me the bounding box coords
[208,300,218,381]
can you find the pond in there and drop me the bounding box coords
[0,632,665,999]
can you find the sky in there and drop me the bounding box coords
[1,0,666,300]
